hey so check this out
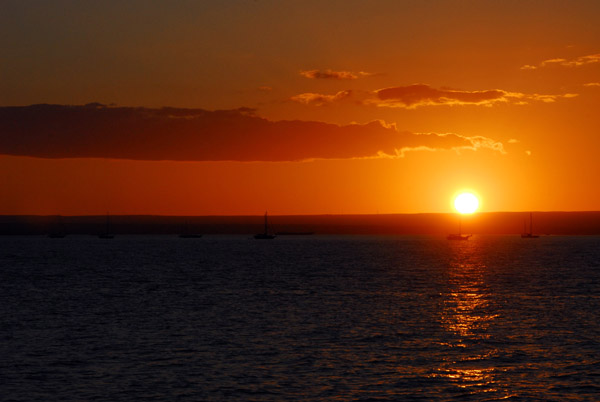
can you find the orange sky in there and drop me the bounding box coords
[1,0,599,215]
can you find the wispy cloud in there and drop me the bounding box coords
[521,53,600,70]
[291,84,576,109]
[373,85,578,108]
[289,90,354,106]
[300,69,374,80]
[374,85,506,108]
[396,133,506,157]
[584,82,600,87]
[0,104,506,162]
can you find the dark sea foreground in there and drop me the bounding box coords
[1,235,599,401]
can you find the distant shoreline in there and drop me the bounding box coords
[1,212,599,235]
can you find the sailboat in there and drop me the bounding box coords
[521,212,539,238]
[254,212,276,239]
[179,221,203,238]
[98,213,114,239]
[447,215,471,240]
[48,215,67,238]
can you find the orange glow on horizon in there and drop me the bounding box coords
[0,154,598,215]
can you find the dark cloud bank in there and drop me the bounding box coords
[0,104,503,162]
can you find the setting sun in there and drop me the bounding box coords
[454,192,480,214]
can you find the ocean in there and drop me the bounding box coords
[1,235,599,401]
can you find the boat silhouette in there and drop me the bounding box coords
[48,215,67,238]
[47,233,67,238]
[98,213,114,239]
[521,212,539,238]
[254,212,276,239]
[447,233,471,240]
[179,221,203,238]
[275,231,315,236]
[179,233,203,238]
[447,215,471,240]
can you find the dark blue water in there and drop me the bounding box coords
[1,235,599,401]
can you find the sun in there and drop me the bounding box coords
[454,192,479,214]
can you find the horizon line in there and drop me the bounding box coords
[2,211,599,218]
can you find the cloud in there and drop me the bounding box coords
[374,85,508,108]
[395,133,506,157]
[0,104,506,162]
[521,53,600,70]
[290,84,576,108]
[373,85,578,108]
[290,90,354,106]
[584,82,600,87]
[300,69,374,80]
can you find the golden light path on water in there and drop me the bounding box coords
[432,238,503,395]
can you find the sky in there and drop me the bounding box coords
[1,0,599,215]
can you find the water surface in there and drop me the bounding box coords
[1,235,599,400]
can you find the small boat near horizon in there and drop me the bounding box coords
[255,212,276,239]
[48,215,67,238]
[48,233,67,238]
[179,234,203,238]
[179,221,203,238]
[447,233,471,240]
[98,213,114,239]
[521,212,540,238]
[447,215,471,240]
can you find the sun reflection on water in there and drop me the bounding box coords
[433,238,504,396]
[441,239,495,340]
[441,241,497,343]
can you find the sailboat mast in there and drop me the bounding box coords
[264,212,268,234]
[530,212,533,235]
[458,215,462,235]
